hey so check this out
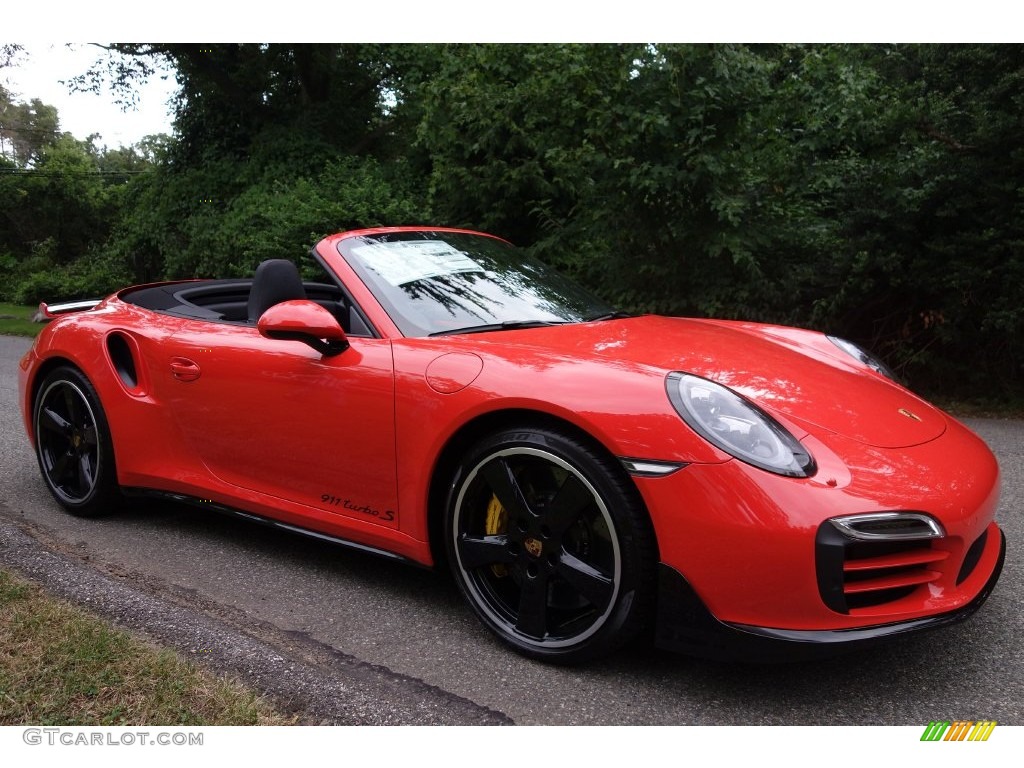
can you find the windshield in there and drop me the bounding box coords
[336,230,616,337]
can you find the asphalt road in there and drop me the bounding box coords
[1,333,1021,725]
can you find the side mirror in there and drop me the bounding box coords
[257,300,350,356]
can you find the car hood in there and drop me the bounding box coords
[490,315,946,449]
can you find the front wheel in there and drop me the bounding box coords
[33,366,120,517]
[445,427,656,663]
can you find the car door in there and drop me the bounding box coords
[160,321,399,528]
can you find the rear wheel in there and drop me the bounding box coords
[445,427,656,663]
[33,366,120,517]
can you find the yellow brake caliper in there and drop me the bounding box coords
[485,494,508,577]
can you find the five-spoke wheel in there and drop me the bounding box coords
[33,367,119,516]
[446,427,655,663]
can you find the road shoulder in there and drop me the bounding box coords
[0,506,512,726]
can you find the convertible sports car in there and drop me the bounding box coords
[18,227,1005,663]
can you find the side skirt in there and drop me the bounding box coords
[121,488,425,568]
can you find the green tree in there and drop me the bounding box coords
[0,85,61,167]
[407,43,1024,396]
[14,43,1021,399]
[411,44,814,315]
[66,44,429,282]
[790,44,1024,395]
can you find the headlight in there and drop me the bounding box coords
[826,336,897,382]
[666,372,816,478]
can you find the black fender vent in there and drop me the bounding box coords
[106,332,139,390]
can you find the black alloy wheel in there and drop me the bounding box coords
[446,427,656,663]
[33,366,119,516]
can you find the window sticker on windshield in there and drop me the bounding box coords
[352,241,484,286]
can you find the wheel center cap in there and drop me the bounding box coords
[524,537,543,558]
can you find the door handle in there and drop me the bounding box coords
[170,357,202,382]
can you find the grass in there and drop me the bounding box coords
[0,569,295,726]
[0,303,42,337]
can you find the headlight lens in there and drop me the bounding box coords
[826,336,897,382]
[666,372,816,478]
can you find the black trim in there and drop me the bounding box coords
[175,280,253,320]
[958,529,989,585]
[264,330,350,357]
[121,489,420,567]
[815,521,849,613]
[654,529,1005,661]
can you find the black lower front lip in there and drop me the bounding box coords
[654,529,1006,662]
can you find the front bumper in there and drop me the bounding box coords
[654,528,1006,661]
[631,409,1003,633]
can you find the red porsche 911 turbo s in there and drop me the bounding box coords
[18,227,1005,663]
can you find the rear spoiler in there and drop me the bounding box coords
[36,299,103,321]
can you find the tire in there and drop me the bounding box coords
[33,366,120,517]
[444,426,656,663]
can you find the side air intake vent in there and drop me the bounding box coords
[106,331,144,394]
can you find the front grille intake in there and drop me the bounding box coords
[817,512,948,613]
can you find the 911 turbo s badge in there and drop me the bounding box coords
[899,408,923,422]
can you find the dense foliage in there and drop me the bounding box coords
[1,44,1021,399]
[1,80,154,300]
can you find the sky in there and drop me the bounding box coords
[1,44,177,149]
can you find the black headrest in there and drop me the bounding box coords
[247,259,307,322]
